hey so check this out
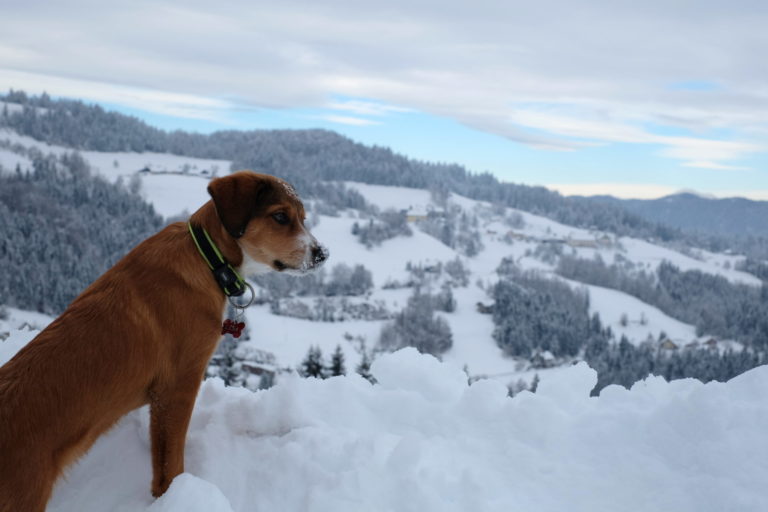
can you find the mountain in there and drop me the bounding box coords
[589,192,768,238]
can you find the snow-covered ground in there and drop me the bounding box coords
[0,306,54,335]
[345,182,760,286]
[584,283,698,345]
[2,330,766,512]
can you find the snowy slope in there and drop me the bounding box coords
[0,128,231,218]
[231,180,756,380]
[2,331,766,512]
[345,182,760,286]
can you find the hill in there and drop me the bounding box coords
[590,192,768,238]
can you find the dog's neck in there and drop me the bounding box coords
[188,201,244,268]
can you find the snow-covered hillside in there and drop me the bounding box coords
[1,125,762,386]
[2,329,766,512]
[235,181,756,383]
[0,128,231,218]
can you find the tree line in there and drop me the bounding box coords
[491,260,766,394]
[556,255,768,350]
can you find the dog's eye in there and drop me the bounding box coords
[272,212,290,225]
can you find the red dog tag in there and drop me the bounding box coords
[221,319,246,338]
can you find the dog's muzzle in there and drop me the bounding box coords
[310,244,329,268]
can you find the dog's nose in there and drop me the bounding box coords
[311,244,329,266]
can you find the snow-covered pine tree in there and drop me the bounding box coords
[299,346,325,378]
[356,351,375,383]
[328,345,346,377]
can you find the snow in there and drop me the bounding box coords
[139,174,212,219]
[2,331,766,511]
[0,147,31,174]
[582,282,700,346]
[619,237,760,286]
[241,304,384,371]
[308,215,457,288]
[0,128,231,218]
[237,181,755,380]
[344,181,434,213]
[345,181,761,286]
[0,306,54,335]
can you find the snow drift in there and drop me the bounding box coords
[1,329,766,512]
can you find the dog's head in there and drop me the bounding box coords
[207,171,328,275]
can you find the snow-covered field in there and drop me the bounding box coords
[345,182,760,286]
[2,329,766,512]
[0,128,231,219]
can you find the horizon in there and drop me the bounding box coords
[2,1,767,200]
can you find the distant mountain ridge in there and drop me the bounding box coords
[589,193,768,238]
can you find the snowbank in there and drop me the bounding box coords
[1,330,766,512]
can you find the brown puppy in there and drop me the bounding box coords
[0,171,326,511]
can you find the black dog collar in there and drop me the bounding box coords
[188,222,246,297]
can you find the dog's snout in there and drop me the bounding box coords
[311,244,329,266]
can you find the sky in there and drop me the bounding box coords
[1,0,768,199]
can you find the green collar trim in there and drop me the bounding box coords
[188,222,246,297]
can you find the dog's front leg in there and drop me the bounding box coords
[149,375,202,497]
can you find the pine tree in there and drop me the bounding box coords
[300,346,325,378]
[328,345,346,376]
[356,351,375,383]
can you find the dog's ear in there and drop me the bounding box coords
[207,172,273,238]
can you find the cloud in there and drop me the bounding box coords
[0,69,233,121]
[682,161,750,171]
[327,99,413,117]
[319,115,381,126]
[1,0,767,170]
[507,106,763,168]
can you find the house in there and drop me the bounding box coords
[704,338,719,349]
[404,205,445,222]
[597,235,613,248]
[404,206,429,222]
[241,361,275,378]
[566,238,599,249]
[505,231,528,240]
[659,339,679,351]
[476,302,494,314]
[530,350,556,369]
